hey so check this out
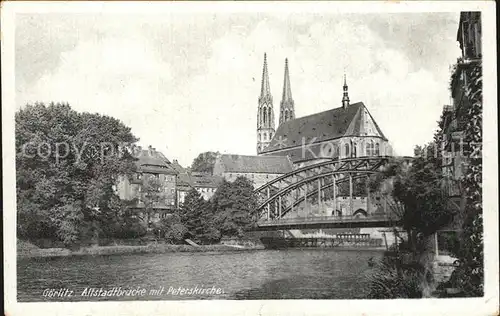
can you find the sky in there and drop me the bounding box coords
[16,12,462,167]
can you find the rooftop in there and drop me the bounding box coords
[216,154,293,174]
[136,148,178,175]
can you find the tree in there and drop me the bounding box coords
[191,151,220,174]
[212,177,258,237]
[138,175,163,230]
[178,188,219,244]
[16,102,138,247]
[155,214,187,244]
[368,144,453,257]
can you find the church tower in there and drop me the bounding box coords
[279,58,295,126]
[342,74,350,108]
[257,53,275,154]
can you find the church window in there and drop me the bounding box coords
[352,142,357,157]
[344,143,350,157]
[333,144,339,157]
[285,110,289,121]
[375,143,380,156]
[268,108,272,124]
[270,132,273,139]
[263,108,267,125]
[366,141,374,156]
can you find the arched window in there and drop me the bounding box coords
[366,141,374,156]
[285,110,289,121]
[352,142,357,157]
[263,108,267,125]
[264,133,267,141]
[268,108,272,124]
[344,143,350,157]
[375,143,380,156]
[270,132,273,139]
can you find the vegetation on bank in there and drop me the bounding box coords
[16,103,139,247]
[18,240,263,259]
[16,103,259,250]
[366,59,483,298]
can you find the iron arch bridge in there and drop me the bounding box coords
[253,156,408,230]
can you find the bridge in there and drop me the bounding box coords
[254,214,400,231]
[253,155,409,230]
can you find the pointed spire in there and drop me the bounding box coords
[279,58,295,126]
[260,53,272,99]
[282,58,293,101]
[342,73,350,108]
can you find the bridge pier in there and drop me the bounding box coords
[317,179,321,209]
[279,195,282,218]
[349,174,353,215]
[332,175,336,214]
[267,187,270,220]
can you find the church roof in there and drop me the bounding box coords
[262,102,387,154]
[216,154,293,174]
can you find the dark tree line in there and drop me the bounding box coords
[156,176,258,244]
[16,102,140,247]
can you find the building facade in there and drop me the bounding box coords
[116,146,178,225]
[441,11,482,227]
[213,154,294,189]
[173,160,223,206]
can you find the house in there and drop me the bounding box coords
[116,146,178,225]
[172,160,223,205]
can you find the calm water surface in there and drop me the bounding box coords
[18,249,382,301]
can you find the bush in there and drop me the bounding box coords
[366,259,425,298]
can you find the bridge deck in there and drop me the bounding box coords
[254,215,399,231]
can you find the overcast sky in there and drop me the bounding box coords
[16,12,461,167]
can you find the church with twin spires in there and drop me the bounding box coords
[256,53,392,166]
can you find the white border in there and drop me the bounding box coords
[2,2,498,316]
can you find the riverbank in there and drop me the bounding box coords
[17,240,265,259]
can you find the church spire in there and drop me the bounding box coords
[279,58,295,126]
[257,53,275,154]
[282,58,292,101]
[342,73,350,108]
[260,53,272,100]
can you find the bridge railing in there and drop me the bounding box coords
[257,214,399,225]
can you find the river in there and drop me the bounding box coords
[17,249,382,301]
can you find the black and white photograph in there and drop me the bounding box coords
[2,1,498,315]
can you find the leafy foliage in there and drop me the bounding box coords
[178,188,220,244]
[367,259,426,298]
[212,177,258,237]
[155,215,188,244]
[448,61,483,296]
[138,175,163,227]
[368,148,453,256]
[16,102,138,246]
[190,151,220,174]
